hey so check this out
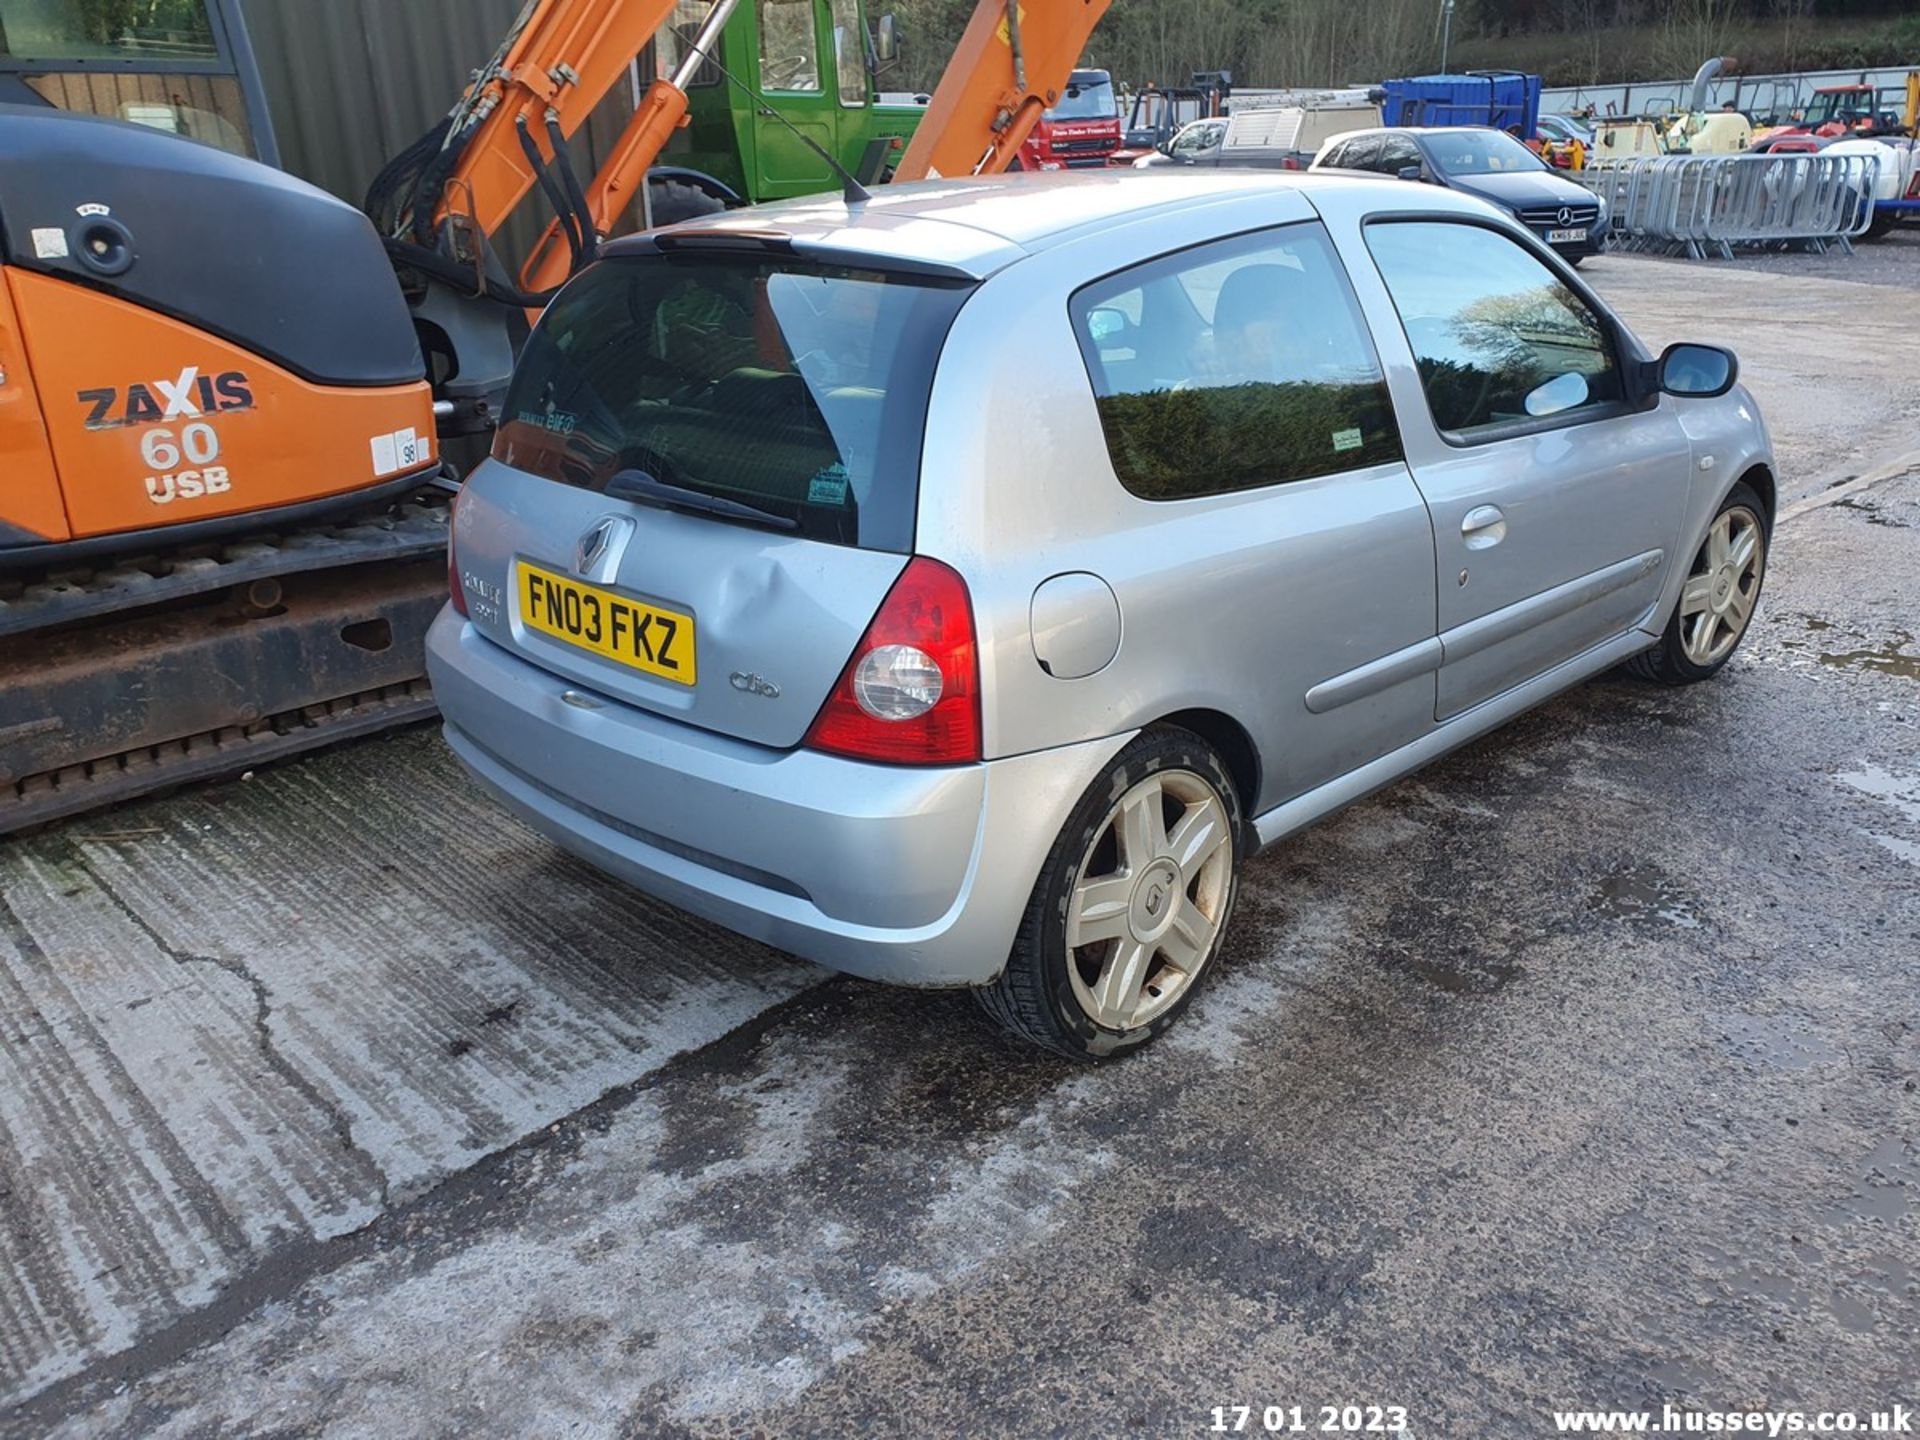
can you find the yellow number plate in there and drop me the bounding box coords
[518,561,696,686]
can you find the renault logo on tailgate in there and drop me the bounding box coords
[575,518,617,574]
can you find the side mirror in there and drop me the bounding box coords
[1397,164,1425,182]
[1658,342,1738,398]
[874,14,899,64]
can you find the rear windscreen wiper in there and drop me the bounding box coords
[604,469,797,532]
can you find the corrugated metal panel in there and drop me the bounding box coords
[240,0,641,268]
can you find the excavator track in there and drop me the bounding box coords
[1,495,451,835]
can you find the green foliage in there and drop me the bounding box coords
[1093,380,1401,500]
[882,0,1915,95]
[71,0,207,44]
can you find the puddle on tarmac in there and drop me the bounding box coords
[1709,1012,1843,1071]
[1695,1226,1903,1340]
[1398,953,1520,995]
[1868,833,1920,866]
[1592,866,1702,929]
[1837,766,1920,865]
[1773,620,1920,680]
[1821,1137,1918,1229]
[1838,766,1920,824]
[1816,633,1920,681]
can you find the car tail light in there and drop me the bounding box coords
[447,489,469,617]
[804,557,980,765]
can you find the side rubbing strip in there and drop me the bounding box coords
[1305,637,1445,715]
[1439,549,1664,665]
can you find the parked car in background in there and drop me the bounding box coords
[1537,112,1595,147]
[1130,115,1227,167]
[1136,102,1380,171]
[430,171,1772,1060]
[1313,126,1608,263]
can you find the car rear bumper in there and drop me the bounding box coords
[427,609,1130,987]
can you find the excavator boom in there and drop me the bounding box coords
[895,0,1114,180]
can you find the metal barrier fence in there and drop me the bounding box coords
[1575,153,1879,259]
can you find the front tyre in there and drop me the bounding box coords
[1626,480,1769,685]
[977,728,1243,1060]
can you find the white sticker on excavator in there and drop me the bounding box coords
[371,426,432,478]
[32,228,68,260]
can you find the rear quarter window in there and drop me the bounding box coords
[1070,224,1402,501]
[494,253,972,553]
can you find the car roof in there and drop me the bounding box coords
[614,170,1460,280]
[1323,126,1506,143]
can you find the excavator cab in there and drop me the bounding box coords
[0,0,275,161]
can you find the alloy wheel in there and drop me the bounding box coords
[1064,769,1233,1031]
[1677,505,1765,668]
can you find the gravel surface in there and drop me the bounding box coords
[1608,221,1920,289]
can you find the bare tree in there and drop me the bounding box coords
[1652,0,1745,78]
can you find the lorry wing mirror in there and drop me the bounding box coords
[874,14,899,65]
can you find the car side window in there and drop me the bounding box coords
[1364,220,1625,438]
[1337,135,1382,170]
[1375,135,1422,176]
[1071,224,1403,501]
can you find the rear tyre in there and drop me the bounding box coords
[1625,480,1769,685]
[977,728,1243,1060]
[647,178,728,228]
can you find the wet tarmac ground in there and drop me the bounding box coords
[3,256,1917,1438]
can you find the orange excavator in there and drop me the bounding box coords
[0,0,1110,832]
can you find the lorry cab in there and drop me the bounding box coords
[1017,67,1120,170]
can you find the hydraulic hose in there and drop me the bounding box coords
[545,112,600,269]
[516,117,585,274]
[383,237,560,311]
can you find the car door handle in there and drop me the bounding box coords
[1461,505,1508,549]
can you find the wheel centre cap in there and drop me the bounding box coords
[1711,567,1736,610]
[1129,859,1183,941]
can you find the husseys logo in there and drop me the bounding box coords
[76,366,254,430]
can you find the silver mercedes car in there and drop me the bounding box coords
[427,170,1774,1059]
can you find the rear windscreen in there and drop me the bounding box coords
[493,253,973,554]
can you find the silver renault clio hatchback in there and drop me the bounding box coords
[428,171,1774,1059]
